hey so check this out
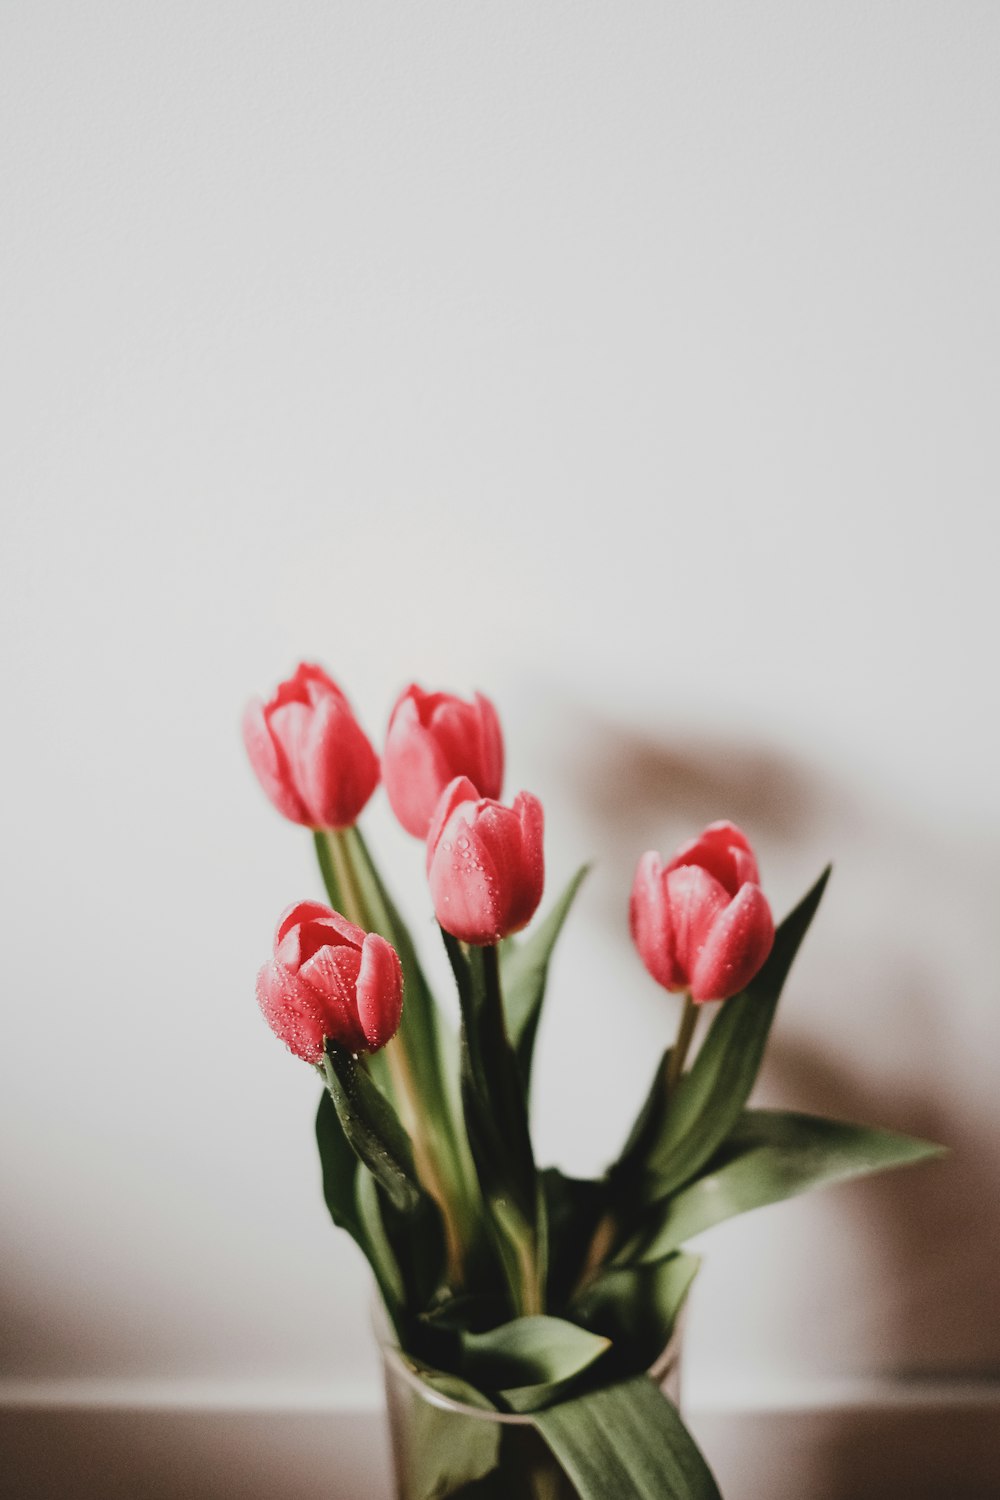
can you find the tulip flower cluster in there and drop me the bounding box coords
[244,661,939,1500]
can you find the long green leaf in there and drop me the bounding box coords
[643,866,831,1201]
[315,1086,366,1244]
[612,1045,672,1182]
[345,827,481,1278]
[323,1044,448,1310]
[533,1374,722,1500]
[459,1315,610,1413]
[571,1251,699,1376]
[500,865,589,1088]
[322,1043,424,1214]
[355,1169,405,1315]
[386,1355,499,1500]
[626,1108,944,1264]
[541,1168,609,1309]
[345,826,454,1108]
[443,933,545,1316]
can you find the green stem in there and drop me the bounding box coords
[324,829,368,927]
[481,945,545,1317]
[318,825,468,1288]
[572,997,700,1299]
[665,993,698,1097]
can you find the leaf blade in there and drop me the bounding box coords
[643,866,832,1200]
[626,1108,944,1263]
[532,1374,722,1500]
[458,1315,611,1414]
[500,865,590,1087]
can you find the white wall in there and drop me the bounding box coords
[3,3,998,1493]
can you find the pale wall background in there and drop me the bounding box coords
[2,4,998,1497]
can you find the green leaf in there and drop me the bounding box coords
[443,933,546,1317]
[315,1086,365,1245]
[315,1088,406,1322]
[612,1046,673,1182]
[389,1354,500,1499]
[532,1373,722,1500]
[459,1315,611,1413]
[322,1043,424,1214]
[571,1252,699,1376]
[500,865,590,1088]
[322,1044,447,1311]
[345,827,455,1111]
[355,1169,405,1315]
[345,827,481,1269]
[642,866,832,1201]
[400,1356,499,1412]
[626,1108,945,1264]
[540,1168,609,1309]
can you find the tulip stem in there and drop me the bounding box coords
[383,1035,466,1288]
[323,830,369,929]
[665,993,698,1098]
[480,945,545,1317]
[322,827,468,1290]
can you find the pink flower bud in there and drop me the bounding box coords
[382,684,505,839]
[629,821,774,1003]
[243,664,379,830]
[257,900,403,1063]
[426,777,544,946]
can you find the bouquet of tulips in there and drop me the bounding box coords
[245,664,939,1500]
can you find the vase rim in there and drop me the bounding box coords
[376,1303,684,1427]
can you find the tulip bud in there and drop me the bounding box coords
[243,663,379,830]
[382,684,505,839]
[257,900,403,1063]
[629,821,774,1003]
[426,777,544,945]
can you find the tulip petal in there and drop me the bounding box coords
[272,661,345,711]
[473,692,505,800]
[505,792,544,934]
[630,851,681,990]
[428,809,503,944]
[297,911,368,961]
[257,959,328,1063]
[242,701,311,825]
[383,693,455,837]
[299,942,367,1051]
[275,899,340,947]
[426,776,481,873]
[666,821,760,897]
[300,693,380,830]
[690,883,775,1002]
[664,865,730,988]
[356,933,404,1050]
[267,699,317,815]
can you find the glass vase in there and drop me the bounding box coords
[380,1325,684,1500]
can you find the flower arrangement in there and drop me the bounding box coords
[245,663,940,1500]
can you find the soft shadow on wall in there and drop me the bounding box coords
[526,691,997,1496]
[524,689,997,1351]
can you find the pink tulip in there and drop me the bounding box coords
[257,900,403,1062]
[243,664,379,830]
[629,821,774,1003]
[426,777,544,945]
[382,684,504,839]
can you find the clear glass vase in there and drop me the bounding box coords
[380,1325,684,1500]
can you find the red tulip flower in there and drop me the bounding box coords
[383,684,504,839]
[629,821,774,1003]
[257,901,403,1063]
[243,663,379,830]
[426,777,544,945]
